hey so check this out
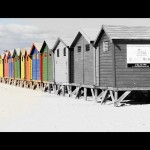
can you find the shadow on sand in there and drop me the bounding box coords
[116,91,150,107]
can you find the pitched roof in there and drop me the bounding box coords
[4,51,9,58]
[94,25,150,46]
[52,37,72,51]
[0,54,4,59]
[30,42,43,55]
[9,50,14,56]
[34,42,43,51]
[70,28,99,47]
[21,47,30,56]
[45,40,56,49]
[15,48,21,55]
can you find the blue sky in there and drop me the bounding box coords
[0,18,150,53]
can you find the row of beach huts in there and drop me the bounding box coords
[1,25,150,106]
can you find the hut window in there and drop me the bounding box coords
[103,41,109,52]
[64,47,66,56]
[33,54,36,59]
[77,46,81,52]
[44,52,47,58]
[86,44,90,51]
[57,49,59,57]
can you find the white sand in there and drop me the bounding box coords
[0,83,150,132]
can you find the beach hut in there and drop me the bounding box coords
[52,37,72,84]
[0,54,4,78]
[70,28,99,85]
[3,51,9,78]
[41,40,55,83]
[25,48,32,81]
[94,25,150,106]
[12,48,21,79]
[8,50,14,79]
[29,42,43,90]
[30,42,43,81]
[20,48,28,80]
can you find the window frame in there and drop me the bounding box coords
[77,46,81,52]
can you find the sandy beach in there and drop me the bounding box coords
[0,83,150,132]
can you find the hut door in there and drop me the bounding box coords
[95,47,99,86]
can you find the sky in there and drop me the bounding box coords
[0,18,150,53]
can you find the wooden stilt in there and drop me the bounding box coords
[114,91,131,107]
[97,90,105,99]
[54,84,57,93]
[56,85,64,95]
[75,87,80,99]
[94,89,98,102]
[62,85,65,96]
[114,91,118,102]
[84,87,87,100]
[70,86,79,97]
[49,84,51,93]
[90,88,95,101]
[66,86,70,96]
[100,90,108,104]
[52,84,54,92]
[109,90,115,102]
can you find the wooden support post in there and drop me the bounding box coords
[41,83,43,91]
[91,88,95,101]
[114,91,131,107]
[100,90,108,104]
[62,85,65,96]
[53,84,56,92]
[109,90,115,102]
[84,87,87,100]
[49,84,51,93]
[56,85,64,95]
[52,84,54,92]
[94,89,98,102]
[97,90,105,99]
[70,87,78,97]
[75,87,80,99]
[56,85,60,94]
[114,91,118,102]
[66,85,70,96]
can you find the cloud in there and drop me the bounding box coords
[0,23,58,53]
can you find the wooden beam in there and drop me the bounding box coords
[62,85,65,96]
[84,87,87,100]
[114,91,131,107]
[94,89,98,102]
[100,90,108,104]
[114,91,118,102]
[49,84,51,93]
[97,90,105,99]
[71,86,79,96]
[66,85,70,96]
[56,85,62,95]
[109,91,115,102]
[91,88,95,100]
[75,87,80,99]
